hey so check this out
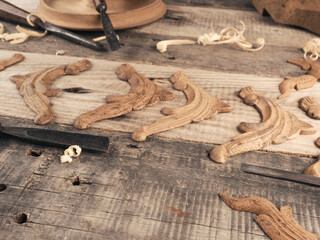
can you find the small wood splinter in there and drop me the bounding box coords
[278,58,320,99]
[74,64,175,129]
[131,71,233,142]
[11,59,91,125]
[219,193,319,240]
[210,86,316,164]
[0,54,24,71]
[299,96,320,119]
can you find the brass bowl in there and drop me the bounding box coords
[37,0,166,30]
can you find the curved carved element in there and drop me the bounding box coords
[278,58,320,99]
[0,53,24,71]
[210,86,316,164]
[299,96,320,119]
[131,71,233,141]
[219,193,319,240]
[304,159,320,177]
[10,59,91,125]
[74,64,175,129]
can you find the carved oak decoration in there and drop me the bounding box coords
[299,96,320,119]
[210,86,316,164]
[11,59,91,125]
[219,193,319,240]
[278,58,320,99]
[304,138,320,177]
[0,53,24,71]
[131,71,233,141]
[74,64,175,129]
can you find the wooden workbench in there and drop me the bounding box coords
[0,0,319,239]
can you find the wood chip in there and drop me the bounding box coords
[131,70,233,141]
[74,64,175,129]
[299,96,320,119]
[10,59,91,125]
[210,86,316,164]
[219,193,319,240]
[0,53,24,71]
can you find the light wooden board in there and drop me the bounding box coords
[1,50,320,156]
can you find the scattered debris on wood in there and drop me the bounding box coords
[132,71,233,141]
[219,193,319,240]
[299,96,320,119]
[303,38,320,61]
[0,53,24,71]
[156,21,265,53]
[74,63,175,129]
[10,59,91,125]
[210,86,316,164]
[60,145,82,164]
[55,50,65,56]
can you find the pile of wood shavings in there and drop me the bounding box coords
[60,145,82,163]
[303,38,320,61]
[156,21,265,53]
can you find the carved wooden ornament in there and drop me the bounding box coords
[74,64,175,129]
[303,138,320,177]
[0,53,24,71]
[210,86,316,164]
[131,71,233,141]
[10,59,91,125]
[278,58,320,99]
[299,96,320,120]
[219,193,319,240]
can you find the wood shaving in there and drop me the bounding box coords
[56,50,65,56]
[303,38,320,61]
[60,145,82,164]
[156,21,265,53]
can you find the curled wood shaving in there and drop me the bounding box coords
[74,64,175,129]
[56,50,65,56]
[303,38,320,61]
[10,59,91,125]
[219,193,319,240]
[299,96,320,119]
[278,58,320,99]
[0,53,24,71]
[60,145,82,163]
[156,21,265,53]
[210,86,316,164]
[131,71,233,142]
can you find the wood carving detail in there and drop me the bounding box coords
[299,96,320,120]
[131,71,233,141]
[278,58,320,99]
[303,138,320,177]
[74,64,175,129]
[0,53,24,71]
[10,59,91,125]
[210,86,316,164]
[219,193,319,240]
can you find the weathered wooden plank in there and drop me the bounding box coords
[0,118,319,239]
[1,50,320,156]
[164,0,254,9]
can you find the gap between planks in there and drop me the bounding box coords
[1,50,320,156]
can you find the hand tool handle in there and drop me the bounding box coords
[92,0,107,11]
[0,0,30,26]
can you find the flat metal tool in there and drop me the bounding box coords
[0,124,109,152]
[241,163,320,187]
[92,0,120,51]
[0,0,106,51]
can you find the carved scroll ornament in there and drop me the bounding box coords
[131,71,233,141]
[74,64,175,129]
[299,96,320,120]
[210,86,316,164]
[11,59,91,125]
[278,58,320,99]
[219,193,319,240]
[0,53,24,71]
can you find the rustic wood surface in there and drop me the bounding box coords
[0,0,320,239]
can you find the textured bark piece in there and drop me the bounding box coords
[252,0,320,35]
[219,193,319,240]
[278,58,320,99]
[131,71,233,141]
[0,53,24,71]
[210,86,316,164]
[299,96,320,120]
[10,59,91,125]
[74,64,175,129]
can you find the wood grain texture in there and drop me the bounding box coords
[0,117,319,239]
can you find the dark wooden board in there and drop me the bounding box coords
[164,0,254,10]
[0,117,319,239]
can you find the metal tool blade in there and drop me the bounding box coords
[0,0,106,51]
[0,126,109,152]
[241,163,320,187]
[93,0,120,51]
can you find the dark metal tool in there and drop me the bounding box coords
[241,163,320,187]
[0,0,106,51]
[92,0,120,51]
[0,124,109,152]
